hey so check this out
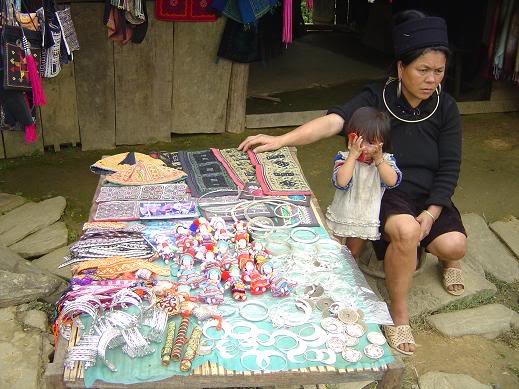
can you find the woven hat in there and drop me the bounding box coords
[105,161,187,185]
[91,152,165,173]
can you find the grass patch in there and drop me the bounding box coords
[507,364,519,380]
[485,273,519,314]
[436,289,496,314]
[498,328,519,349]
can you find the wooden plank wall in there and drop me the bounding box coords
[172,18,232,134]
[0,2,247,158]
[114,3,174,145]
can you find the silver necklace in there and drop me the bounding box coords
[382,78,440,123]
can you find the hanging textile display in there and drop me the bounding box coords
[104,0,149,44]
[155,0,217,22]
[484,0,519,84]
[210,0,276,25]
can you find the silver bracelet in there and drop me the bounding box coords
[239,301,270,322]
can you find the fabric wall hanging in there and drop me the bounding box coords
[211,148,257,189]
[55,7,80,56]
[95,183,189,203]
[178,150,237,197]
[155,0,217,22]
[248,147,312,195]
[210,0,275,25]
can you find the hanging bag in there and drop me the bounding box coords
[1,1,42,91]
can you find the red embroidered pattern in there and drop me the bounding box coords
[155,0,217,21]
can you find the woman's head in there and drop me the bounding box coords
[392,10,450,106]
[347,107,391,151]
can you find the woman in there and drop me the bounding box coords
[238,10,467,356]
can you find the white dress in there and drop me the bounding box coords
[325,151,401,240]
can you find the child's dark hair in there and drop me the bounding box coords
[347,107,391,151]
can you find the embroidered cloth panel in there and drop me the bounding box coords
[95,183,189,203]
[247,147,312,195]
[149,151,184,171]
[105,162,187,186]
[94,201,199,221]
[178,150,238,197]
[155,0,217,21]
[211,148,258,189]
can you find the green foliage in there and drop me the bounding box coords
[301,2,313,24]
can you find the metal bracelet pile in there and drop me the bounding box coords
[62,287,167,372]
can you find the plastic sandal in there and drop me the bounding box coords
[383,324,416,356]
[443,267,465,296]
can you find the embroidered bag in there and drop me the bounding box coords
[2,25,42,91]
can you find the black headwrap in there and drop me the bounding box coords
[392,16,449,58]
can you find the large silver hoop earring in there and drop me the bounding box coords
[436,83,442,95]
[397,79,402,98]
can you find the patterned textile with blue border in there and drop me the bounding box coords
[178,149,238,197]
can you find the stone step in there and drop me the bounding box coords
[462,213,519,282]
[32,245,72,280]
[0,270,64,308]
[0,193,26,215]
[0,196,66,247]
[426,303,519,339]
[376,254,497,318]
[489,216,519,259]
[9,222,68,259]
[0,246,67,304]
[418,371,491,389]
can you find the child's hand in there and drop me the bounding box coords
[348,134,364,159]
[373,142,384,165]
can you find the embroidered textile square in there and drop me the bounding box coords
[211,148,257,189]
[248,147,312,195]
[178,150,237,197]
[96,184,189,203]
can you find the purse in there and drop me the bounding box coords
[2,24,42,90]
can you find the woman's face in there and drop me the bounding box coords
[398,50,446,107]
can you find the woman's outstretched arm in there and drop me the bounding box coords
[238,113,345,153]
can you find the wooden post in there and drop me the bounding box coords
[226,63,249,134]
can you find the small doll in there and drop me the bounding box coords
[210,217,231,241]
[249,271,269,295]
[221,264,247,301]
[198,265,224,305]
[154,233,177,264]
[177,250,204,289]
[259,262,295,297]
[192,217,214,244]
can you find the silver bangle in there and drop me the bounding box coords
[239,301,270,322]
[290,227,320,244]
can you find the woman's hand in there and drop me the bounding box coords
[348,134,364,159]
[416,211,434,241]
[238,134,283,153]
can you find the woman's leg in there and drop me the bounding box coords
[426,231,466,293]
[384,214,421,353]
[346,237,365,258]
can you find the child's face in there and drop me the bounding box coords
[360,138,381,159]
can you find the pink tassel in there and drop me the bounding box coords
[24,122,38,143]
[282,0,293,46]
[26,54,47,106]
[306,0,313,10]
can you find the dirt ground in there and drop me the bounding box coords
[0,111,518,388]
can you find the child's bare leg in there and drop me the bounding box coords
[346,237,365,258]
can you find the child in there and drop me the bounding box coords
[325,106,402,257]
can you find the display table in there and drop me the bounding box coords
[44,150,404,389]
